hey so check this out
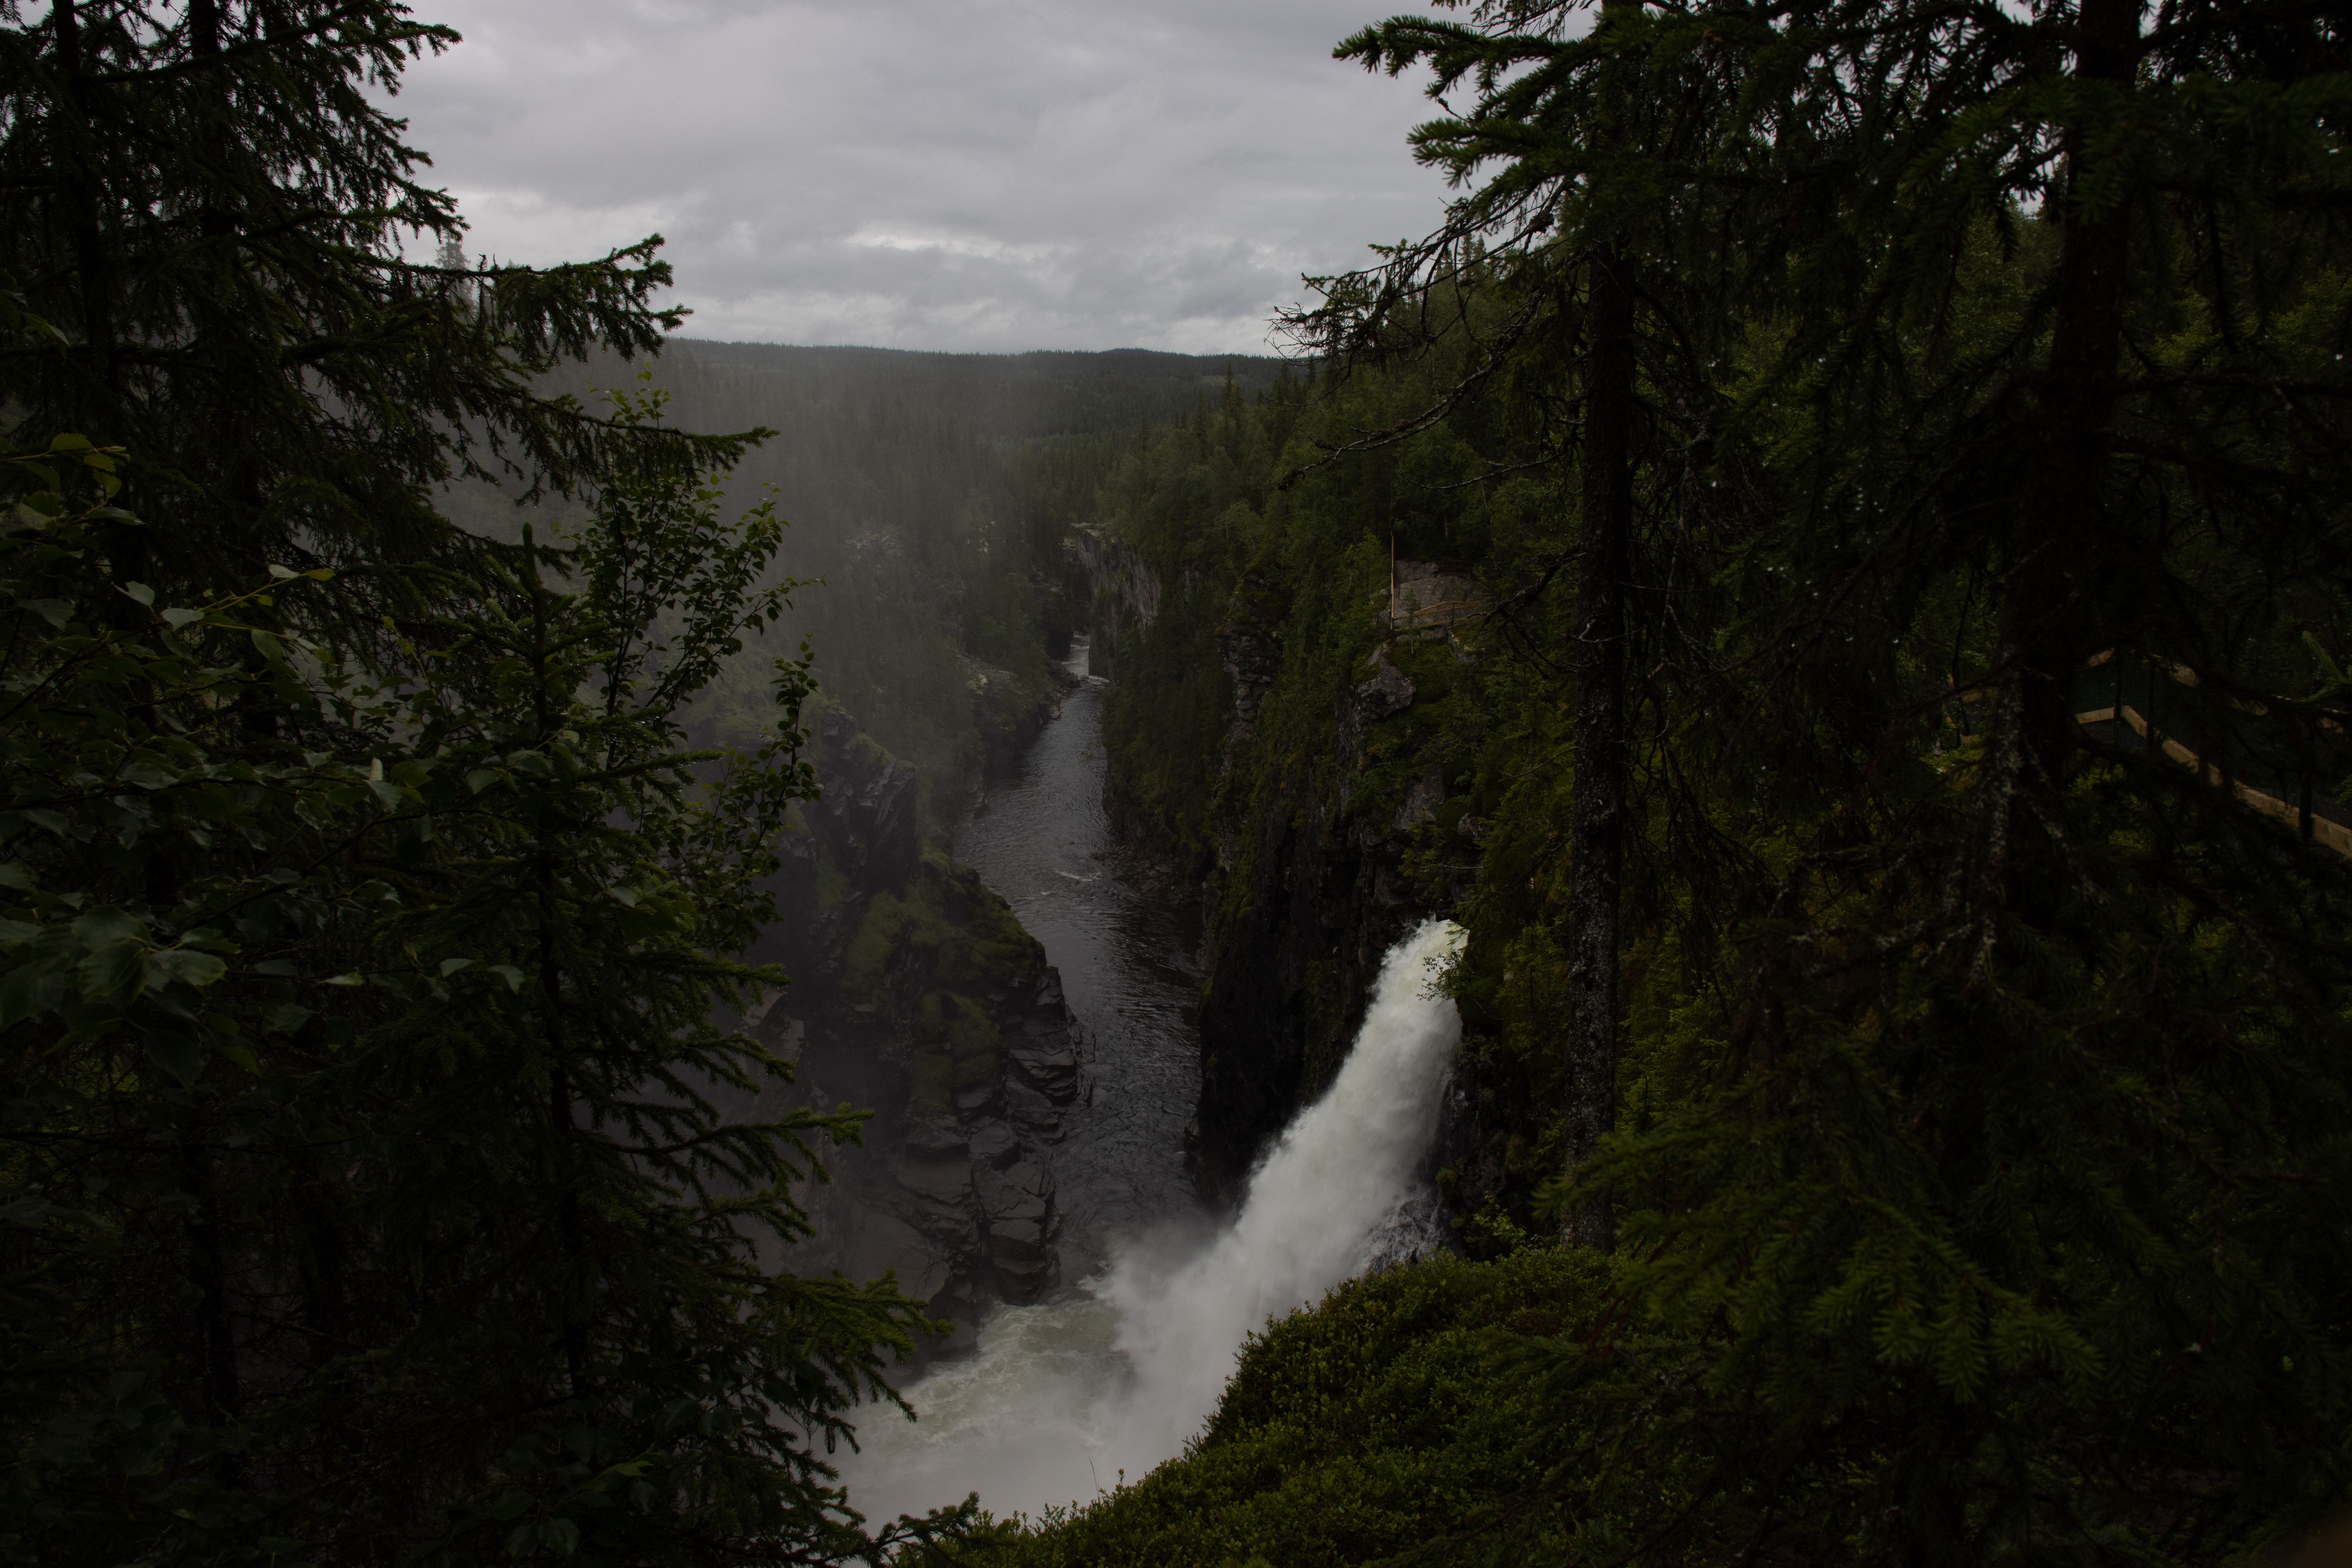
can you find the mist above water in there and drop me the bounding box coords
[841,918,1466,1526]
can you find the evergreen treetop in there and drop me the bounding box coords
[0,1,763,620]
[1038,1,2352,1559]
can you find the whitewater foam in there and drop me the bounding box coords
[838,918,1465,1525]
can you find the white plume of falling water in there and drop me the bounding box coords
[1096,916,1463,1466]
[838,918,1465,1525]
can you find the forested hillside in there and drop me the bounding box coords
[3,0,2349,1565]
[1003,0,2352,1561]
[460,343,1284,830]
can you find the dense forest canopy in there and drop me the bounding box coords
[994,0,2352,1561]
[0,4,964,1562]
[669,344,1291,443]
[2,0,2349,1565]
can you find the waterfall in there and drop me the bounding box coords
[1097,916,1463,1464]
[839,918,1465,1525]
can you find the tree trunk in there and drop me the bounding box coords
[525,525,591,1400]
[1995,0,2137,810]
[52,1,115,402]
[1561,221,1638,1248]
[179,1138,243,1483]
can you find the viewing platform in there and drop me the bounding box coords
[1386,557,1484,639]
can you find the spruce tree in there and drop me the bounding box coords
[1306,0,1794,1245]
[0,1,756,620]
[1555,0,1635,1251]
[0,362,946,1565]
[0,6,956,1557]
[1323,0,2352,1558]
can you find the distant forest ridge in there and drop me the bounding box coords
[531,336,1303,819]
[659,339,1294,441]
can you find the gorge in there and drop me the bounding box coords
[741,628,1472,1525]
[586,333,2352,1558]
[838,897,1464,1528]
[8,7,2347,1564]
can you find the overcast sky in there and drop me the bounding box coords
[393,0,1457,356]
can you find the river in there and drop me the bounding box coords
[835,636,1461,1528]
[951,637,1208,1278]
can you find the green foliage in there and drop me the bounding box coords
[0,385,941,1561]
[0,2,746,637]
[1075,0,2352,1556]
[962,1250,1614,1568]
[1094,359,1507,869]
[0,80,964,1551]
[841,851,1041,1005]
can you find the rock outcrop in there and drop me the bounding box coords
[1188,592,1486,1201]
[1352,645,1416,727]
[1385,559,1485,639]
[1218,572,1283,745]
[1069,526,1206,682]
[734,708,1092,1350]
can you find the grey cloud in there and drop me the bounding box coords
[398,0,1452,352]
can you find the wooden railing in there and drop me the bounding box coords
[2074,700,2352,857]
[2063,653,2352,858]
[1386,594,1485,636]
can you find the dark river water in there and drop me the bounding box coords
[952,637,1207,1275]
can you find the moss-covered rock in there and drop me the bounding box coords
[741,718,1094,1321]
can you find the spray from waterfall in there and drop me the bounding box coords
[1098,917,1463,1463]
[839,918,1466,1525]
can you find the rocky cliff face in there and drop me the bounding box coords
[1069,525,1209,684]
[1187,634,1489,1200]
[1069,528,1162,682]
[1064,528,1203,900]
[1189,779,1432,1202]
[737,706,1091,1349]
[1092,556,1506,1210]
